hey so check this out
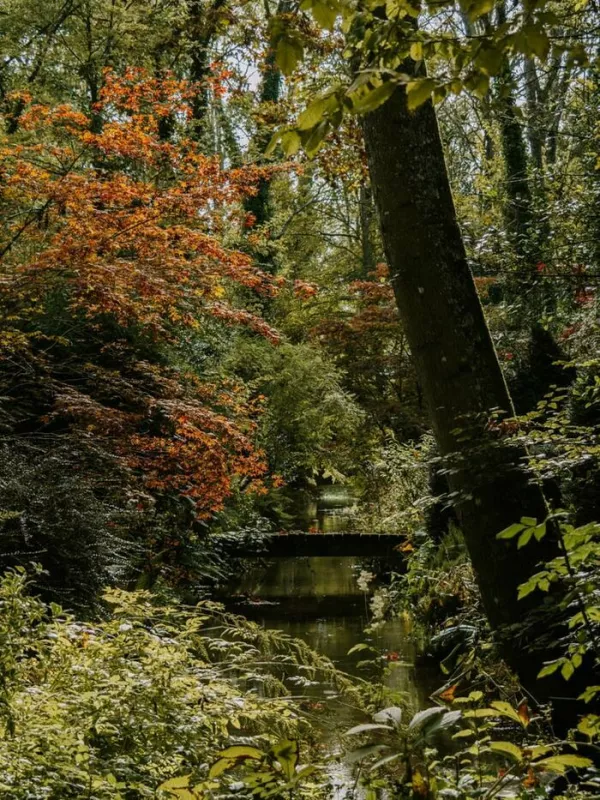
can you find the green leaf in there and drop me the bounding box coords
[308,0,340,30]
[476,44,504,76]
[535,754,593,774]
[351,81,397,114]
[577,714,600,740]
[471,74,490,98]
[517,527,535,549]
[408,706,444,730]
[217,746,263,760]
[302,120,329,156]
[490,701,525,726]
[347,642,371,655]
[406,79,435,110]
[159,777,191,791]
[538,660,561,678]
[346,744,388,763]
[452,728,476,739]
[520,516,537,527]
[410,42,423,61]
[497,523,525,539]
[534,522,547,541]
[276,38,304,75]
[373,706,403,727]
[271,739,298,780]
[522,25,550,61]
[489,741,523,761]
[561,660,575,680]
[280,130,301,156]
[345,723,393,735]
[208,758,235,779]
[370,753,401,771]
[460,0,494,21]
[297,96,335,130]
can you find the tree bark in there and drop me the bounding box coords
[188,0,228,137]
[361,84,564,690]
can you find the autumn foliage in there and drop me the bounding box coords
[0,70,279,521]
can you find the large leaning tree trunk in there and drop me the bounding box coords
[361,85,569,698]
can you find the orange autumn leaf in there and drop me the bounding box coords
[0,70,284,519]
[439,683,459,702]
[517,701,531,727]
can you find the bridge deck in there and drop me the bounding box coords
[257,532,405,559]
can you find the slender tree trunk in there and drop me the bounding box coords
[361,83,566,692]
[524,57,544,174]
[495,64,534,262]
[188,0,227,139]
[244,0,291,233]
[358,182,376,277]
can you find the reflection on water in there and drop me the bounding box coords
[229,552,433,799]
[237,556,364,601]
[258,611,428,711]
[226,487,433,797]
[295,486,358,533]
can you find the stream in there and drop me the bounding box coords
[226,488,436,797]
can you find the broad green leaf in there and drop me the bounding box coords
[538,660,561,678]
[408,706,444,730]
[265,130,282,156]
[346,744,388,763]
[280,131,301,156]
[497,523,525,539]
[303,120,329,155]
[471,74,490,98]
[534,522,547,541]
[476,45,504,76]
[297,96,336,130]
[351,82,397,113]
[345,722,393,735]
[522,24,550,60]
[373,706,403,726]
[577,714,600,739]
[208,758,235,779]
[490,741,523,760]
[271,739,298,780]
[490,701,525,726]
[579,686,600,703]
[520,516,537,527]
[276,38,303,75]
[160,777,191,791]
[370,753,401,771]
[309,0,340,30]
[460,0,494,21]
[517,527,534,549]
[406,79,435,110]
[535,754,593,773]
[217,746,263,760]
[561,659,575,680]
[452,728,476,739]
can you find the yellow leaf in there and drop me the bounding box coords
[410,42,423,61]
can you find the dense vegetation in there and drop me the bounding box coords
[0,0,599,797]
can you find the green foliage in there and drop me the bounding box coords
[200,738,318,798]
[499,514,600,688]
[226,339,363,484]
[268,0,594,156]
[342,692,598,797]
[0,568,350,798]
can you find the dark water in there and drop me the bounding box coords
[226,489,434,797]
